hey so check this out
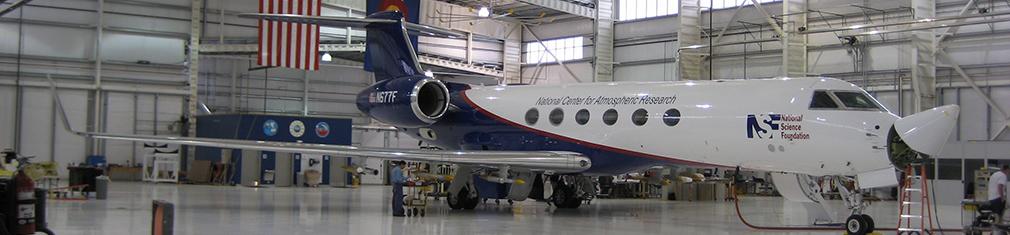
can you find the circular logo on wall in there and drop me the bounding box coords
[315,122,330,138]
[263,120,278,137]
[379,0,411,19]
[290,120,306,138]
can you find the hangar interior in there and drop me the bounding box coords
[0,0,1009,234]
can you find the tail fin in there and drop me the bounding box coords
[363,11,423,81]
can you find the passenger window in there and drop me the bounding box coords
[834,92,882,110]
[575,109,590,125]
[809,91,839,109]
[632,109,648,126]
[525,108,539,125]
[663,109,681,126]
[549,108,564,126]
[602,109,618,126]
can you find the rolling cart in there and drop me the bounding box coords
[403,180,433,217]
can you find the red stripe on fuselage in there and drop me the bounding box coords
[459,90,727,168]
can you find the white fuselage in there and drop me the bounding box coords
[461,77,898,176]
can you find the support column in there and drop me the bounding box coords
[90,0,105,155]
[782,0,807,78]
[502,23,522,84]
[593,0,614,82]
[678,0,705,80]
[466,33,473,65]
[911,0,936,112]
[187,0,203,170]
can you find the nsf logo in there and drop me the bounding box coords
[263,120,278,137]
[746,114,809,140]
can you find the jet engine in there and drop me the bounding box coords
[356,76,450,128]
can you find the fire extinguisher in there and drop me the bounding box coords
[13,170,34,235]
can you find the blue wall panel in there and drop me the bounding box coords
[195,114,352,185]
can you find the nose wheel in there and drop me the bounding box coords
[845,214,875,235]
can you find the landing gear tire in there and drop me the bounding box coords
[448,186,479,210]
[552,185,582,209]
[859,214,875,233]
[846,214,870,235]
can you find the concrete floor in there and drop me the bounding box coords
[44,182,967,235]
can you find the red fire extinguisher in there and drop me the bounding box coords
[13,170,35,235]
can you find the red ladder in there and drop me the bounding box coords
[896,163,936,234]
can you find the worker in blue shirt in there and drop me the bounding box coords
[390,161,407,217]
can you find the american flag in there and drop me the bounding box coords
[258,0,321,70]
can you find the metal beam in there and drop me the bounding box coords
[517,0,595,18]
[910,0,936,112]
[713,1,749,44]
[0,0,32,16]
[748,0,785,37]
[938,51,1009,140]
[186,0,203,171]
[781,0,807,77]
[935,0,977,48]
[678,0,705,80]
[800,8,1010,35]
[199,46,504,78]
[522,25,583,82]
[593,0,614,82]
[418,55,504,77]
[502,23,522,84]
[199,43,365,53]
[91,0,104,155]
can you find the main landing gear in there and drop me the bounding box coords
[447,184,479,210]
[549,175,594,209]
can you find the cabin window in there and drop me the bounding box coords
[602,109,619,126]
[632,109,649,126]
[834,91,882,110]
[549,108,565,126]
[525,108,539,125]
[575,109,590,125]
[809,91,839,109]
[663,108,681,126]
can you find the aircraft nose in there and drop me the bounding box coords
[892,105,960,156]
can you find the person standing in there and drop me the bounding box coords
[390,161,407,217]
[989,164,1010,228]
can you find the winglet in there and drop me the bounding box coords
[44,74,85,136]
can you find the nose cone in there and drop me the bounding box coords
[893,105,960,156]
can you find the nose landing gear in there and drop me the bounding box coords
[845,214,875,235]
[836,176,875,235]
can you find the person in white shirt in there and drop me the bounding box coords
[988,164,1010,218]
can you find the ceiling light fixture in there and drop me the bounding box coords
[478,6,491,17]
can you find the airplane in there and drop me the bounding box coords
[45,11,958,235]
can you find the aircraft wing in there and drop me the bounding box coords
[43,77,589,174]
[81,132,590,173]
[238,13,466,38]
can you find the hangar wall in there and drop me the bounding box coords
[0,0,376,177]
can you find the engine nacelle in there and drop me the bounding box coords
[356,76,450,128]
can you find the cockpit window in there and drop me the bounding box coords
[809,91,839,109]
[834,92,882,110]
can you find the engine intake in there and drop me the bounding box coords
[357,76,450,128]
